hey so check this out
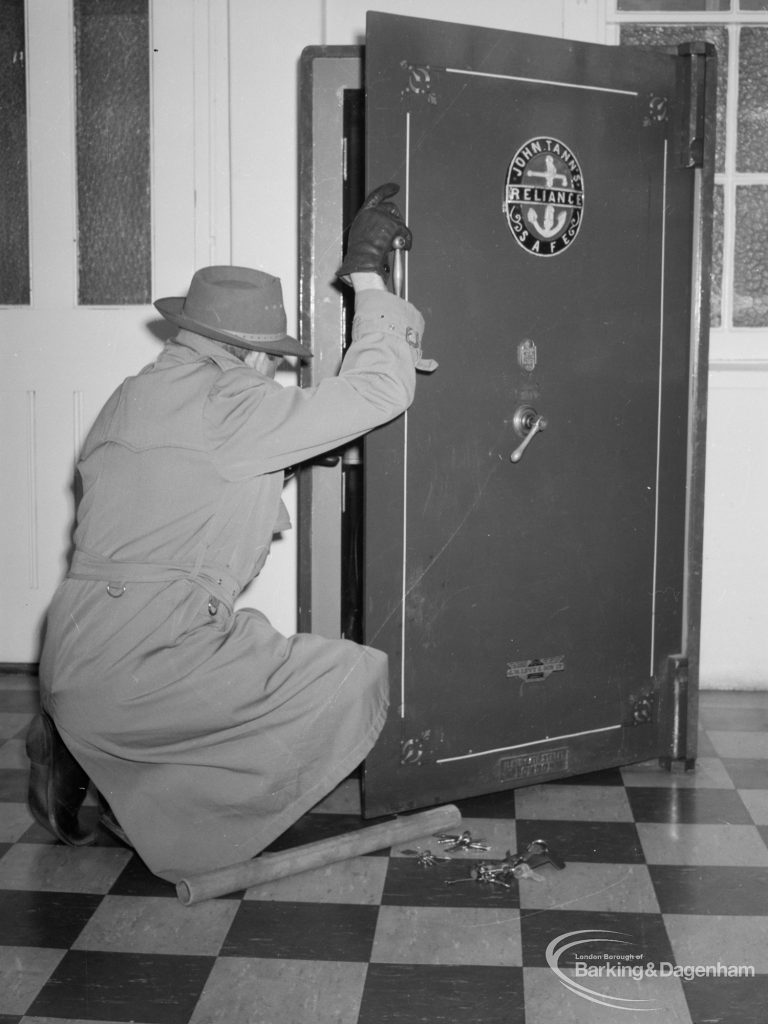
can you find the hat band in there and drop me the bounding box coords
[229,329,287,343]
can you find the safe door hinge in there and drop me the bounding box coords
[400,61,439,107]
[400,728,436,766]
[624,689,658,728]
[675,41,716,168]
[658,653,697,770]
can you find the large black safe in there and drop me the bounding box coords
[297,13,714,818]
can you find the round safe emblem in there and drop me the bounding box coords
[504,137,584,257]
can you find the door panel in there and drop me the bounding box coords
[360,15,711,815]
[0,2,223,662]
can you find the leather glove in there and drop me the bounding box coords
[337,182,412,284]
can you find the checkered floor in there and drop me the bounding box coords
[1,671,767,1024]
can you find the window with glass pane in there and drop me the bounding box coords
[711,185,724,326]
[734,185,768,326]
[0,0,30,305]
[737,27,768,171]
[618,7,768,335]
[75,0,151,305]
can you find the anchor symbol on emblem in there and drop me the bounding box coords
[525,155,568,237]
[527,206,567,238]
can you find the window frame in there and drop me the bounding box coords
[606,1,768,362]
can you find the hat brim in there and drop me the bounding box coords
[154,297,312,360]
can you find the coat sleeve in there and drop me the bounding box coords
[205,290,426,479]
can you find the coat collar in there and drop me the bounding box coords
[160,330,245,371]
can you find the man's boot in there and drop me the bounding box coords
[25,710,97,845]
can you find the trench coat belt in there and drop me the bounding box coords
[67,548,242,610]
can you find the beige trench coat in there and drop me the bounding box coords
[39,289,425,881]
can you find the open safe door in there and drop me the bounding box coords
[297,13,714,819]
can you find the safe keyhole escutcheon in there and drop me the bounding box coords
[510,406,548,463]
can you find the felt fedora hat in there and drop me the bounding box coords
[154,266,311,359]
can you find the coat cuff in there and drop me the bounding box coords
[352,289,432,370]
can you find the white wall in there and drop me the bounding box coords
[700,360,768,689]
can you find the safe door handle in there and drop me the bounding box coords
[510,407,547,463]
[392,236,406,298]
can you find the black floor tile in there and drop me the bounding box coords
[0,769,29,802]
[555,766,626,786]
[28,950,215,1024]
[382,855,520,908]
[515,818,645,862]
[695,729,718,756]
[0,889,102,947]
[0,689,39,712]
[358,964,525,1024]
[455,788,517,817]
[722,758,768,789]
[650,865,768,915]
[17,819,69,845]
[683,973,768,1024]
[221,900,380,961]
[108,853,185,898]
[520,908,675,968]
[626,785,754,824]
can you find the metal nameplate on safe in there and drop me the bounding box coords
[506,656,565,682]
[498,746,569,782]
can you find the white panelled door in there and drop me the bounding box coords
[0,0,230,662]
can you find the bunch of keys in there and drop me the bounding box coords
[433,829,490,853]
[446,839,566,889]
[399,847,452,868]
[398,830,490,867]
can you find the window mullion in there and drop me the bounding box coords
[719,24,740,329]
